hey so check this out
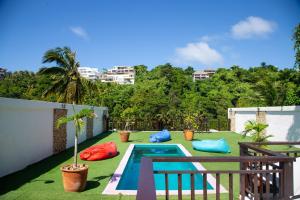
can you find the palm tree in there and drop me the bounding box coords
[57,107,96,168]
[39,46,93,104]
[39,47,97,169]
[242,120,272,146]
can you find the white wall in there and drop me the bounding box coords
[0,97,108,177]
[266,111,297,142]
[229,106,300,142]
[234,111,256,134]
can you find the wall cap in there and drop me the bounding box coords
[228,106,300,114]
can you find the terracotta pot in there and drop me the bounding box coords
[119,131,130,142]
[61,164,88,192]
[184,129,194,141]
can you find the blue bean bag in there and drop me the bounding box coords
[149,129,171,142]
[192,138,230,153]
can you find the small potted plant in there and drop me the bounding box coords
[119,121,131,142]
[183,113,199,141]
[119,107,135,142]
[57,107,96,192]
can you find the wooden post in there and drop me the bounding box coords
[136,157,157,200]
[281,161,294,199]
[239,144,248,198]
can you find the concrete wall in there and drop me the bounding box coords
[0,97,108,177]
[228,106,300,142]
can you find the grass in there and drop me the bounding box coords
[0,131,295,200]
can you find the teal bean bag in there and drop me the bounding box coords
[192,138,231,153]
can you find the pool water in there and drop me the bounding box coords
[116,144,213,190]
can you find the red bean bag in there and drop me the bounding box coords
[80,142,118,161]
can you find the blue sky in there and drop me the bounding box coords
[0,0,299,72]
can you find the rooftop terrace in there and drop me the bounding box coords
[0,131,299,200]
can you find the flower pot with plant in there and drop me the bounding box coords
[183,113,199,141]
[119,122,130,142]
[119,108,135,142]
[57,107,96,192]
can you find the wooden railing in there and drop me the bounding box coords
[239,142,300,199]
[239,141,300,158]
[136,142,300,200]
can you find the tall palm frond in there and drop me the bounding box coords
[39,46,97,104]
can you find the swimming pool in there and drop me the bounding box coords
[102,144,226,195]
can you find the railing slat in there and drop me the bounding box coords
[279,170,284,199]
[190,173,195,200]
[254,174,259,200]
[240,174,245,200]
[266,172,270,200]
[178,174,182,200]
[165,173,169,200]
[229,173,233,200]
[272,172,277,198]
[259,162,263,199]
[203,173,207,200]
[216,173,220,200]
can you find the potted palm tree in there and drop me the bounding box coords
[57,107,96,192]
[242,120,273,147]
[183,113,199,141]
[39,47,97,192]
[119,107,135,142]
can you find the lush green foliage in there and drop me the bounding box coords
[1,63,300,127]
[242,120,272,144]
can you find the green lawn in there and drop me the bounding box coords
[0,131,285,200]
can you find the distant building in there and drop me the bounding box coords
[193,69,216,81]
[0,68,7,80]
[100,66,135,84]
[78,67,100,80]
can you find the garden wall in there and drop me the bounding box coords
[228,106,300,142]
[0,97,108,177]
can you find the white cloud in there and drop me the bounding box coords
[173,42,223,65]
[231,16,276,39]
[70,26,89,40]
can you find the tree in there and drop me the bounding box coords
[292,23,300,70]
[242,120,272,145]
[38,47,94,104]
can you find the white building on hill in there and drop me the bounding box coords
[78,67,100,80]
[100,66,135,84]
[193,69,216,81]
